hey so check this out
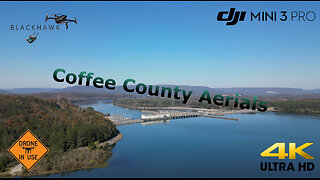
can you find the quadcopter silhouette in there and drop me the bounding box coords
[45,13,77,29]
[21,147,35,154]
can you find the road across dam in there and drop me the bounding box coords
[107,110,240,126]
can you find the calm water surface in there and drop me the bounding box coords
[39,100,320,178]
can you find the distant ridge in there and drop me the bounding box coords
[2,88,57,94]
[0,90,10,94]
[214,88,308,95]
[55,86,320,96]
[2,86,320,96]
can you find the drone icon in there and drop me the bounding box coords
[21,147,35,154]
[45,13,77,29]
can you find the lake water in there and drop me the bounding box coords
[40,100,320,178]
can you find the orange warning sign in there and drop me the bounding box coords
[8,129,49,171]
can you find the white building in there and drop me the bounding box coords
[141,114,170,120]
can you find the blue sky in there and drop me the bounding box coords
[0,1,319,89]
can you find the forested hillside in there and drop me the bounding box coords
[269,99,320,115]
[0,95,119,175]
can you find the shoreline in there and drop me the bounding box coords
[99,133,123,147]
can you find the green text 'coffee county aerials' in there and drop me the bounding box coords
[53,68,268,112]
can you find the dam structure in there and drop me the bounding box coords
[107,110,240,126]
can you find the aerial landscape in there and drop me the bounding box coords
[0,85,320,177]
[1,1,320,178]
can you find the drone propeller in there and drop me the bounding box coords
[74,17,77,24]
[47,13,61,16]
